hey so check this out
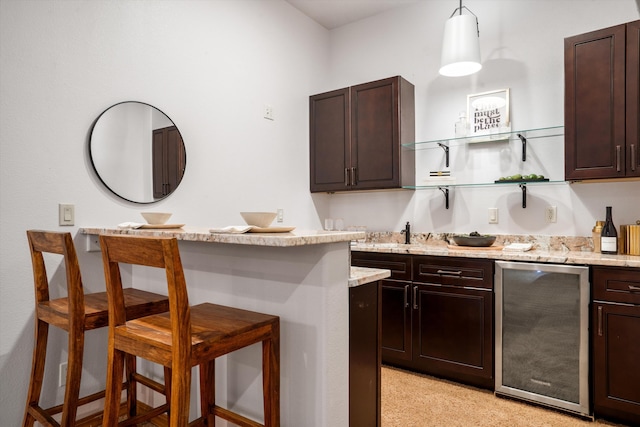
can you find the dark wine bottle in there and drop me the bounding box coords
[600,206,618,255]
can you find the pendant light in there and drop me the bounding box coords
[439,0,481,77]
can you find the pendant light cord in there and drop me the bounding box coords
[447,0,479,37]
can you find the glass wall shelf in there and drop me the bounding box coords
[402,125,564,150]
[403,125,566,208]
[402,179,567,190]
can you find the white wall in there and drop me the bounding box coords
[1,0,639,425]
[0,1,329,424]
[320,0,640,236]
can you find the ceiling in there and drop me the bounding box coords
[284,0,422,29]
[286,1,640,30]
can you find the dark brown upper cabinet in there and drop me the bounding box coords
[153,126,186,199]
[309,76,415,193]
[565,20,640,181]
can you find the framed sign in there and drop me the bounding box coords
[467,88,510,141]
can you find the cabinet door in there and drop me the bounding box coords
[351,77,414,190]
[153,126,185,199]
[380,279,413,364]
[412,284,494,389]
[309,88,350,192]
[628,21,640,177]
[565,24,626,180]
[592,302,640,425]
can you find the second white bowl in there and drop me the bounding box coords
[240,212,277,228]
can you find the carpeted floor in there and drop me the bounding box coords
[381,365,628,427]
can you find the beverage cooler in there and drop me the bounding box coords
[495,261,591,418]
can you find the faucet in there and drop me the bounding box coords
[401,221,411,244]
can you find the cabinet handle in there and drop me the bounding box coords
[632,144,637,171]
[413,286,418,310]
[404,284,409,308]
[436,269,462,276]
[597,306,603,337]
[616,145,621,172]
[629,285,640,292]
[351,167,357,186]
[344,168,350,186]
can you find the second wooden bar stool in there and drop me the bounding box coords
[99,234,280,427]
[22,230,171,427]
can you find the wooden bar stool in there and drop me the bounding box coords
[23,230,171,427]
[99,234,280,427]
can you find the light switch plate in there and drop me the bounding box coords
[59,204,74,226]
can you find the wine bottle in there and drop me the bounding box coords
[600,206,618,254]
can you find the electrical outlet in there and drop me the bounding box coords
[545,206,557,223]
[488,208,498,224]
[263,104,274,121]
[277,208,284,223]
[59,362,68,387]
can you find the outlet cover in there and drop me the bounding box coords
[488,208,499,224]
[546,206,557,223]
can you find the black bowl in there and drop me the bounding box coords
[451,234,497,247]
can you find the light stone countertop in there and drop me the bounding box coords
[80,226,364,247]
[349,267,391,288]
[351,242,640,268]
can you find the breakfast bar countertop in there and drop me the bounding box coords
[80,226,364,247]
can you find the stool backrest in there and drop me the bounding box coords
[27,230,85,327]
[99,234,191,360]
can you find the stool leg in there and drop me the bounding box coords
[170,361,191,427]
[124,354,137,419]
[22,319,49,427]
[164,366,172,420]
[102,348,124,426]
[60,325,85,426]
[199,360,215,426]
[262,322,280,427]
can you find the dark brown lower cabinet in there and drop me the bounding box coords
[351,252,494,390]
[380,279,412,362]
[412,283,494,389]
[349,281,381,427]
[351,252,413,365]
[592,265,640,426]
[412,256,494,390]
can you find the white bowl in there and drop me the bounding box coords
[240,212,277,228]
[141,212,172,225]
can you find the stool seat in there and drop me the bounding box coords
[38,287,169,331]
[100,234,280,427]
[114,302,277,365]
[23,230,170,427]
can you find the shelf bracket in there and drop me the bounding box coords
[437,142,450,168]
[517,133,527,161]
[438,186,450,209]
[519,183,527,208]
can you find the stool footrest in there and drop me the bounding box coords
[118,402,170,426]
[132,372,167,395]
[214,405,264,427]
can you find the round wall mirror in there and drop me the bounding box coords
[89,101,186,203]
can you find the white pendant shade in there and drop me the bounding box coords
[439,13,482,77]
